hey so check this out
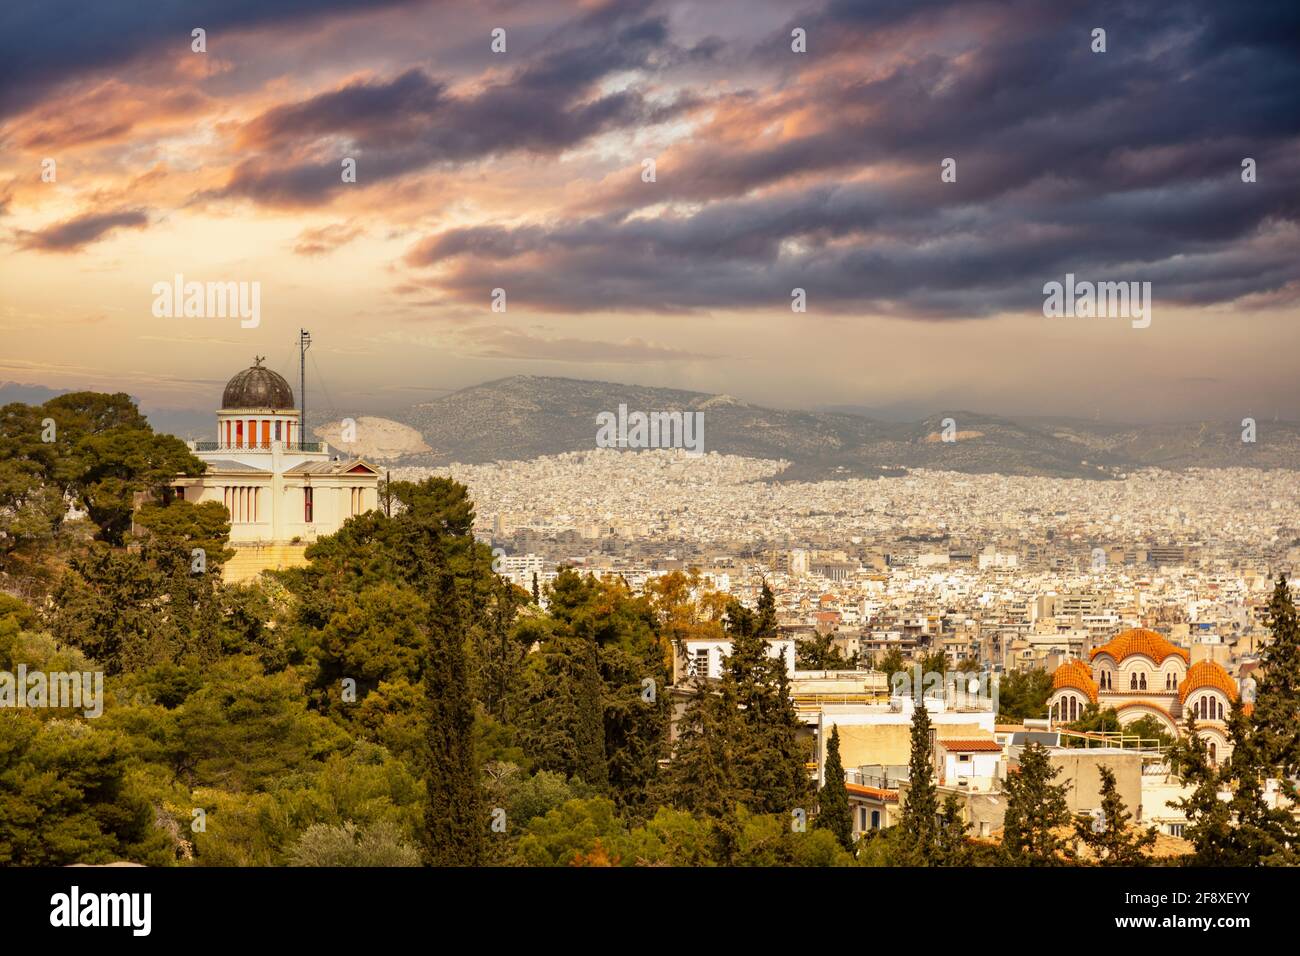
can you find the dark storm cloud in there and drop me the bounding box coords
[214,13,694,206]
[403,0,1300,315]
[0,0,423,117]
[14,208,150,251]
[406,157,1300,315]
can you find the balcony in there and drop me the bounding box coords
[191,440,325,453]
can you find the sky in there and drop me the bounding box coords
[1,0,1298,424]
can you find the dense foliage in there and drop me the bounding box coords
[1,393,1297,867]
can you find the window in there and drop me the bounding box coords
[1168,823,1184,837]
[261,420,271,447]
[304,486,314,523]
[274,420,282,441]
[1139,672,1147,690]
[690,648,709,677]
[871,810,880,829]
[1130,673,1138,690]
[235,420,243,447]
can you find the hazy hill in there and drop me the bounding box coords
[385,376,1300,478]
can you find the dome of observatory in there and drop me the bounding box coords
[222,358,295,410]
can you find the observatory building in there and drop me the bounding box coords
[172,356,380,580]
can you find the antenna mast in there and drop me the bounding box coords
[299,329,312,442]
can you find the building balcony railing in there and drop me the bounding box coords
[191,440,325,453]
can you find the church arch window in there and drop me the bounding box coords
[1130,673,1138,690]
[1139,672,1147,690]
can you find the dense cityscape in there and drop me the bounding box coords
[401,451,1297,664]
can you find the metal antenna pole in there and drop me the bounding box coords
[299,329,311,444]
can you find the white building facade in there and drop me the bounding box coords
[171,358,380,576]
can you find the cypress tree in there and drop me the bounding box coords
[936,794,971,866]
[815,725,855,851]
[573,634,610,789]
[1002,741,1071,865]
[755,579,777,637]
[520,631,609,789]
[1073,765,1155,865]
[898,699,940,864]
[660,676,742,863]
[725,597,810,814]
[1254,575,1300,788]
[421,568,485,866]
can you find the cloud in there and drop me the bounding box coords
[13,208,150,252]
[392,0,1300,316]
[0,0,423,117]
[208,12,697,207]
[292,220,365,256]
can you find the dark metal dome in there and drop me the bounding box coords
[222,358,295,409]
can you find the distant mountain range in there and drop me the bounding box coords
[10,375,1295,479]
[362,375,1300,479]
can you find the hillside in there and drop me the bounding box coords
[382,376,1300,478]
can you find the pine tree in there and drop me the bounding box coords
[1074,765,1155,865]
[1168,714,1235,864]
[421,568,485,866]
[531,572,540,605]
[1222,700,1300,865]
[1172,706,1300,866]
[1002,741,1071,865]
[1254,575,1300,790]
[898,699,940,865]
[815,725,854,851]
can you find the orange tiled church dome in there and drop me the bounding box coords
[1052,658,1098,702]
[1179,660,1238,704]
[1090,628,1189,665]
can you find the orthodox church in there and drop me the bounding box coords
[1048,627,1246,764]
[171,358,380,580]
